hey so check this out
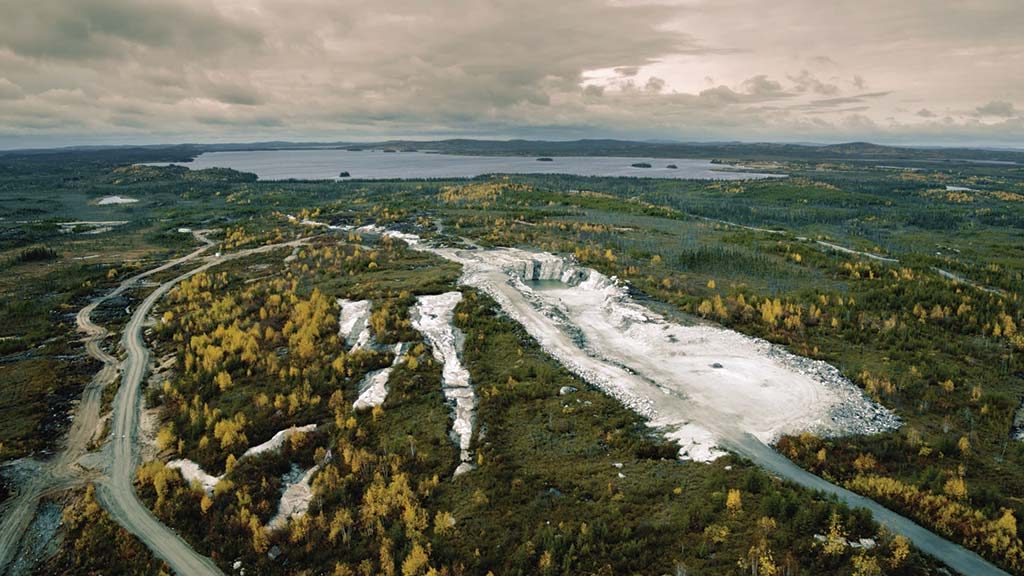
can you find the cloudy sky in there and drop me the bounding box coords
[1,0,1022,148]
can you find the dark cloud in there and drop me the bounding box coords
[805,106,870,115]
[808,91,891,108]
[842,113,878,131]
[645,77,666,93]
[0,0,263,61]
[696,85,744,105]
[741,75,790,98]
[0,0,1021,145]
[788,70,840,95]
[195,113,283,127]
[975,100,1017,117]
[204,79,266,107]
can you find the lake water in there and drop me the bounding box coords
[166,149,782,181]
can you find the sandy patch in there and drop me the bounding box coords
[167,459,222,495]
[353,343,410,410]
[353,368,392,410]
[242,424,317,459]
[168,424,317,495]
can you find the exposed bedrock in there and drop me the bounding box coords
[394,237,899,462]
[411,292,477,476]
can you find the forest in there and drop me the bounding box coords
[0,145,1021,574]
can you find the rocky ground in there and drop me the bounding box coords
[404,238,899,461]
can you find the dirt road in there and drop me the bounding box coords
[726,432,1008,576]
[0,232,308,575]
[0,233,214,574]
[96,237,309,576]
[415,239,1010,576]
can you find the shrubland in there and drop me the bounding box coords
[2,148,1020,573]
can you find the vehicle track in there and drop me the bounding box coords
[410,235,1011,576]
[726,432,1010,576]
[700,214,1005,294]
[96,237,310,576]
[0,233,214,574]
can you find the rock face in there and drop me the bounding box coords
[473,248,587,285]
[337,299,372,350]
[412,292,477,476]
[374,228,898,464]
[266,464,319,531]
[352,343,410,411]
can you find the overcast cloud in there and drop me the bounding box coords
[0,0,1021,147]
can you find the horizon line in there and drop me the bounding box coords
[2,137,1023,154]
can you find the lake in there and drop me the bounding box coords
[165,149,783,181]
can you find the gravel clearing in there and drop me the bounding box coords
[8,500,62,576]
[380,229,898,462]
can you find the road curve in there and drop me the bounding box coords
[723,432,1010,576]
[97,237,309,576]
[0,233,214,574]
[402,232,1009,576]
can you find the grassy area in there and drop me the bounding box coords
[1,148,1021,573]
[417,178,1024,571]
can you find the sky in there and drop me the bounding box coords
[0,0,1022,149]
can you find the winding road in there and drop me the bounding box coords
[96,237,309,575]
[0,232,309,575]
[0,215,1010,576]
[0,231,215,574]
[698,214,1005,294]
